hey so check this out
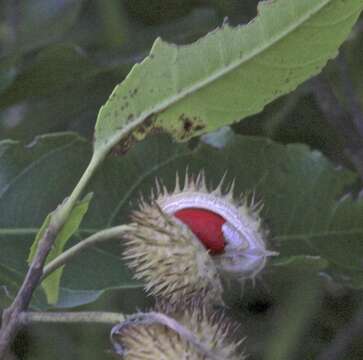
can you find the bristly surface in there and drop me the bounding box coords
[113,302,245,360]
[123,201,223,305]
[123,171,277,305]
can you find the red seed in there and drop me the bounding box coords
[174,208,226,254]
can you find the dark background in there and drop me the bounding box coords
[1,1,363,359]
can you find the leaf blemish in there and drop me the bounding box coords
[180,114,193,133]
[178,113,206,139]
[130,89,138,97]
[184,120,192,131]
[194,125,205,131]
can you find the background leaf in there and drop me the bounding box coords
[263,275,323,360]
[28,193,93,304]
[0,45,99,107]
[1,132,363,309]
[94,0,363,155]
[0,0,83,57]
[0,133,140,309]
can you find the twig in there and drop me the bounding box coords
[0,154,102,359]
[337,52,363,138]
[42,225,134,279]
[19,311,125,326]
[0,224,59,358]
[2,0,18,52]
[316,303,363,360]
[310,76,363,180]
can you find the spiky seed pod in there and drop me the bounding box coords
[157,172,278,280]
[123,202,223,304]
[123,171,277,303]
[112,304,245,360]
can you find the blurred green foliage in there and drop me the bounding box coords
[1,1,363,360]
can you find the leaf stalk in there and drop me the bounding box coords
[42,225,134,279]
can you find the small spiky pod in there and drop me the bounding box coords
[123,171,277,303]
[123,202,223,304]
[112,304,245,360]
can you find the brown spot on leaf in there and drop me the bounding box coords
[178,113,206,140]
[129,88,138,98]
[144,115,153,128]
[194,125,205,131]
[183,119,193,132]
[111,133,137,156]
[128,113,162,142]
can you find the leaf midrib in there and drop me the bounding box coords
[0,139,79,200]
[106,149,195,226]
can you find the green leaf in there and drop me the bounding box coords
[1,132,363,309]
[27,215,51,263]
[27,193,93,304]
[94,0,363,155]
[0,133,140,309]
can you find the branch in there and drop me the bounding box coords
[317,303,363,360]
[0,224,58,358]
[310,76,363,180]
[19,311,125,326]
[42,225,134,279]
[0,154,102,359]
[337,52,363,138]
